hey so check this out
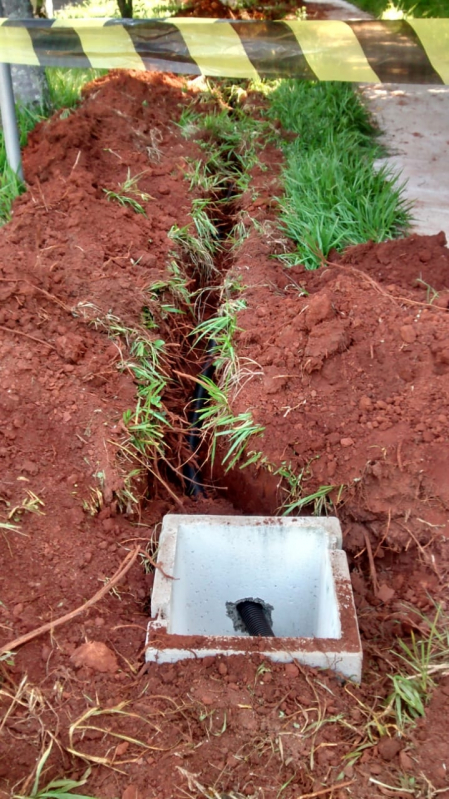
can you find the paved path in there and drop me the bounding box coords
[362,83,449,240]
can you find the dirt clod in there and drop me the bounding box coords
[378,736,403,761]
[71,641,118,673]
[284,663,299,678]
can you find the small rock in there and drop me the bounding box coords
[399,751,414,771]
[350,572,367,596]
[115,741,130,757]
[21,459,38,475]
[377,583,395,603]
[41,645,51,662]
[378,736,402,761]
[285,663,299,678]
[161,668,176,685]
[359,396,372,411]
[400,325,416,344]
[340,437,354,448]
[434,766,447,783]
[218,661,228,676]
[327,460,337,478]
[71,641,118,674]
[55,334,86,364]
[12,602,24,617]
[433,293,449,310]
[195,688,216,705]
[122,785,141,799]
[418,248,431,263]
[305,292,333,330]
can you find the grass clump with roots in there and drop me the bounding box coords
[189,288,265,472]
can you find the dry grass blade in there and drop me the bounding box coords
[325,259,449,312]
[177,767,224,799]
[0,674,29,734]
[0,547,139,655]
[0,324,56,350]
[296,781,354,799]
[68,702,183,770]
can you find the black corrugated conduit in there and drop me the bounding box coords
[183,338,216,498]
[237,600,275,637]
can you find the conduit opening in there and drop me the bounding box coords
[226,596,275,636]
[235,599,275,637]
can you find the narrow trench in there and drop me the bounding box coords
[150,108,316,516]
[145,102,322,520]
[179,184,238,499]
[155,122,243,503]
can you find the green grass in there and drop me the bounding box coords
[386,604,449,729]
[179,105,268,195]
[79,304,172,475]
[194,376,265,471]
[54,0,181,18]
[13,742,97,799]
[0,103,42,223]
[168,223,218,282]
[191,296,247,373]
[103,168,154,215]
[264,80,411,269]
[147,259,194,317]
[101,315,170,459]
[45,67,105,110]
[189,289,265,470]
[352,0,449,17]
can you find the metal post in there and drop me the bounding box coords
[0,61,23,181]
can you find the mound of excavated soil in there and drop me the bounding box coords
[228,232,449,554]
[1,71,449,798]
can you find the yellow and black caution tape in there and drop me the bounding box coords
[0,18,448,84]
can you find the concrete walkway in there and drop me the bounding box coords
[362,83,449,240]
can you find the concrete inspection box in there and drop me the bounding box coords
[146,515,362,681]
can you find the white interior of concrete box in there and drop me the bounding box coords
[170,518,340,638]
[147,515,362,681]
[151,515,343,638]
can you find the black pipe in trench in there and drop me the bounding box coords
[183,338,216,498]
[183,340,275,638]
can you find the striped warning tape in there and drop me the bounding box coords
[0,18,448,84]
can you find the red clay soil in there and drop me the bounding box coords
[176,0,336,19]
[230,231,449,552]
[0,72,449,798]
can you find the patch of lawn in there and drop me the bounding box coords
[265,80,411,269]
